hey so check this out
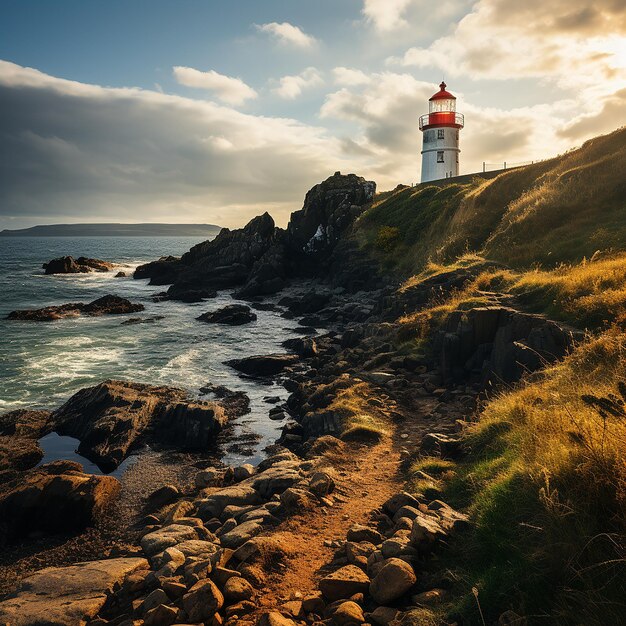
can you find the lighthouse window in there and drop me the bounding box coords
[437,129,445,139]
[424,130,434,143]
[437,151,444,163]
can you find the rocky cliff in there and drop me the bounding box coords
[134,172,377,300]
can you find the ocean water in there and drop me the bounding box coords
[0,236,303,468]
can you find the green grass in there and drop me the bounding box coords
[356,126,626,276]
[413,331,626,624]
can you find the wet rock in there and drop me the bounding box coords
[282,336,318,357]
[0,558,148,626]
[369,558,417,605]
[0,409,51,475]
[50,380,227,471]
[197,304,257,326]
[319,565,370,602]
[134,256,183,285]
[43,255,116,274]
[225,354,299,378]
[7,295,144,321]
[0,462,120,544]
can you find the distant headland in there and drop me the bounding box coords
[0,223,222,237]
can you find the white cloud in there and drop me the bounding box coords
[172,66,257,106]
[273,67,324,100]
[333,67,371,86]
[256,22,317,48]
[390,0,626,96]
[362,0,414,31]
[0,60,361,229]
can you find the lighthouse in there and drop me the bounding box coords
[419,82,464,183]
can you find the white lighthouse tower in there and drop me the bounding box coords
[419,82,464,183]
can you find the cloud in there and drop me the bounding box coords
[390,0,626,94]
[333,67,371,86]
[558,88,626,140]
[273,67,323,100]
[172,66,257,105]
[0,60,359,229]
[255,22,317,48]
[362,0,414,31]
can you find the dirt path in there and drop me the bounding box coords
[256,396,438,609]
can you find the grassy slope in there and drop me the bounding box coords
[356,126,626,274]
[358,128,626,623]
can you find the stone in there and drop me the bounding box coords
[162,580,187,600]
[346,524,383,545]
[346,541,377,566]
[369,558,417,605]
[197,305,257,326]
[252,461,303,498]
[140,589,170,614]
[258,612,297,626]
[308,471,335,497]
[197,484,264,519]
[151,547,186,571]
[302,592,325,614]
[141,525,198,556]
[225,354,299,378]
[0,558,148,626]
[223,577,255,603]
[332,601,365,625]
[319,565,370,602]
[148,485,180,509]
[8,295,144,322]
[381,493,422,517]
[143,603,178,626]
[409,514,446,548]
[369,606,400,626]
[412,589,446,605]
[43,256,116,274]
[0,462,120,544]
[182,579,224,623]
[219,520,262,549]
[233,464,255,482]
[195,468,221,488]
[50,380,226,472]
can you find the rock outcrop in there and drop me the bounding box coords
[51,380,227,471]
[0,461,120,544]
[197,304,257,326]
[43,256,116,274]
[226,354,299,378]
[0,409,51,477]
[433,306,580,384]
[0,558,148,625]
[134,172,376,299]
[7,295,144,321]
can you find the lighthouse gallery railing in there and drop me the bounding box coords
[419,112,464,130]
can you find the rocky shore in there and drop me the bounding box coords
[0,172,580,626]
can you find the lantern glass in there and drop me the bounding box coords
[430,98,456,113]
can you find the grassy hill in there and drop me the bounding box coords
[363,127,626,624]
[357,125,626,274]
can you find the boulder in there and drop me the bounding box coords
[0,409,51,475]
[223,576,255,603]
[0,462,120,544]
[197,304,257,326]
[134,256,183,285]
[319,565,370,602]
[7,295,144,322]
[43,256,116,274]
[346,524,383,545]
[369,558,417,605]
[225,354,299,377]
[259,612,297,626]
[332,600,365,625]
[182,579,224,622]
[0,558,148,626]
[50,380,227,471]
[140,524,199,556]
[219,520,262,549]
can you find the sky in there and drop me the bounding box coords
[0,0,625,230]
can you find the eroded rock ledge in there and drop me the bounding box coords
[43,256,117,274]
[7,295,144,321]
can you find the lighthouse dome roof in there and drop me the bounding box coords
[429,81,456,101]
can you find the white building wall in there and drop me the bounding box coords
[420,127,460,183]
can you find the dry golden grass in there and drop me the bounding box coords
[325,380,390,442]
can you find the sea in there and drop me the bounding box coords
[0,236,304,471]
